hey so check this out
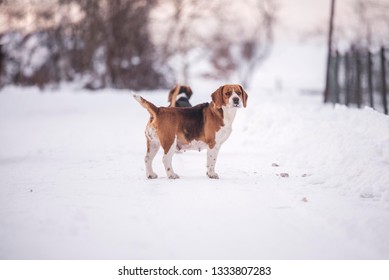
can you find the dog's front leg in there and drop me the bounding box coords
[206,146,220,179]
[162,140,180,179]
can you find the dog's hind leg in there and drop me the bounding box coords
[162,138,179,179]
[145,128,160,179]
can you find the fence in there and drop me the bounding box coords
[326,46,388,115]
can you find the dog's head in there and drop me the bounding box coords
[168,85,193,103]
[211,84,248,109]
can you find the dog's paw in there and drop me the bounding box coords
[207,172,219,179]
[147,172,158,179]
[168,173,180,179]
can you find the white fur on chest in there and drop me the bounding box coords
[216,106,237,145]
[215,124,232,145]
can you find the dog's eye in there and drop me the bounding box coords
[225,92,231,96]
[237,92,241,95]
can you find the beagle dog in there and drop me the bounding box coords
[168,85,193,107]
[133,84,248,179]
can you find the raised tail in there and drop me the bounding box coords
[168,85,181,107]
[133,93,158,118]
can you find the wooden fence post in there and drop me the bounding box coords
[355,49,362,108]
[380,47,388,114]
[344,51,350,106]
[333,50,340,104]
[324,0,336,103]
[367,51,374,108]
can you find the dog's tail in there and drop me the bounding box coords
[133,93,158,118]
[168,85,180,107]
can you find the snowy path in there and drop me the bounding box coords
[0,86,388,259]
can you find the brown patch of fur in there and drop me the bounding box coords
[146,136,151,153]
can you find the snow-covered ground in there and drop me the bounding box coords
[0,84,388,259]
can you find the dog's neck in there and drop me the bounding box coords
[209,102,238,126]
[221,106,238,127]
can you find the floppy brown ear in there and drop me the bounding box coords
[187,86,193,99]
[211,86,224,109]
[239,85,248,108]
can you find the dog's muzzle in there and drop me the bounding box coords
[233,97,240,107]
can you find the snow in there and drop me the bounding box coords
[0,84,389,259]
[249,42,327,91]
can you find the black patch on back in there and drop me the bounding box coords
[178,103,209,141]
[176,97,192,107]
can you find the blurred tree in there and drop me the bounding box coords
[152,0,220,84]
[61,0,167,90]
[151,0,277,88]
[206,0,277,88]
[230,0,276,88]
[0,0,167,90]
[1,0,277,89]
[304,0,389,51]
[351,0,389,49]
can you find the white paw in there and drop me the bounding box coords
[147,172,158,179]
[207,172,219,179]
[168,173,180,179]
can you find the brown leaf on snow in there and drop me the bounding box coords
[280,173,289,177]
[272,163,279,167]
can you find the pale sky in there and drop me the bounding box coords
[276,0,355,42]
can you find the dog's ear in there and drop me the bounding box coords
[211,86,224,109]
[186,86,193,99]
[239,85,248,108]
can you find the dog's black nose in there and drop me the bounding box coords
[233,97,239,104]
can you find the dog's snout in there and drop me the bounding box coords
[233,97,239,104]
